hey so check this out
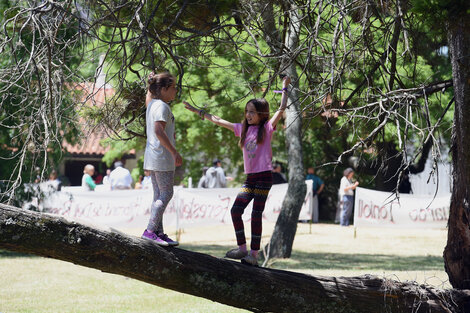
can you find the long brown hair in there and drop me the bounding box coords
[148,72,175,99]
[239,98,270,148]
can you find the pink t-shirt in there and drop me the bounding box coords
[233,121,275,174]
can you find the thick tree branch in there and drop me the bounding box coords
[1,204,470,313]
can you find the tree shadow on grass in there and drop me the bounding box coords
[271,251,444,271]
[182,244,233,258]
[182,244,444,272]
[0,249,33,258]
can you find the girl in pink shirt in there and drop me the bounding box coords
[184,76,290,266]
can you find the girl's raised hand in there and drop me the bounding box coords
[283,75,291,87]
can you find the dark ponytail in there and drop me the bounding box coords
[148,72,175,99]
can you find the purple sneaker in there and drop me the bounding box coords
[141,230,169,246]
[159,233,179,246]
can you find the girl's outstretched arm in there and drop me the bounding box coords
[184,101,235,132]
[270,76,291,128]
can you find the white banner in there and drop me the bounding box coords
[43,181,313,229]
[353,187,450,228]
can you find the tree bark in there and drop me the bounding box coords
[444,7,470,290]
[266,1,307,259]
[1,204,469,313]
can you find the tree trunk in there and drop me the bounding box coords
[444,8,470,290]
[1,204,469,313]
[266,2,307,259]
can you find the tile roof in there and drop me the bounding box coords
[63,83,117,157]
[62,128,110,157]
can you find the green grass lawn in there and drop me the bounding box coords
[0,222,449,312]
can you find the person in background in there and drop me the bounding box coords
[47,169,62,191]
[306,166,324,222]
[141,170,152,189]
[135,175,144,189]
[82,164,96,191]
[197,166,209,188]
[135,170,152,190]
[272,163,287,184]
[339,167,359,226]
[102,169,111,186]
[206,159,232,188]
[109,161,133,190]
[94,172,104,184]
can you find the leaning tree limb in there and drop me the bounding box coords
[0,204,469,313]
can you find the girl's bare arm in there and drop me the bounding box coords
[184,101,235,132]
[270,76,291,128]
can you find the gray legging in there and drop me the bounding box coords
[146,170,174,235]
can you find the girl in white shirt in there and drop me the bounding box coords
[141,72,182,247]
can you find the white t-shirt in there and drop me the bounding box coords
[109,166,133,189]
[144,99,175,171]
[141,176,152,189]
[339,176,354,197]
[205,166,227,188]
